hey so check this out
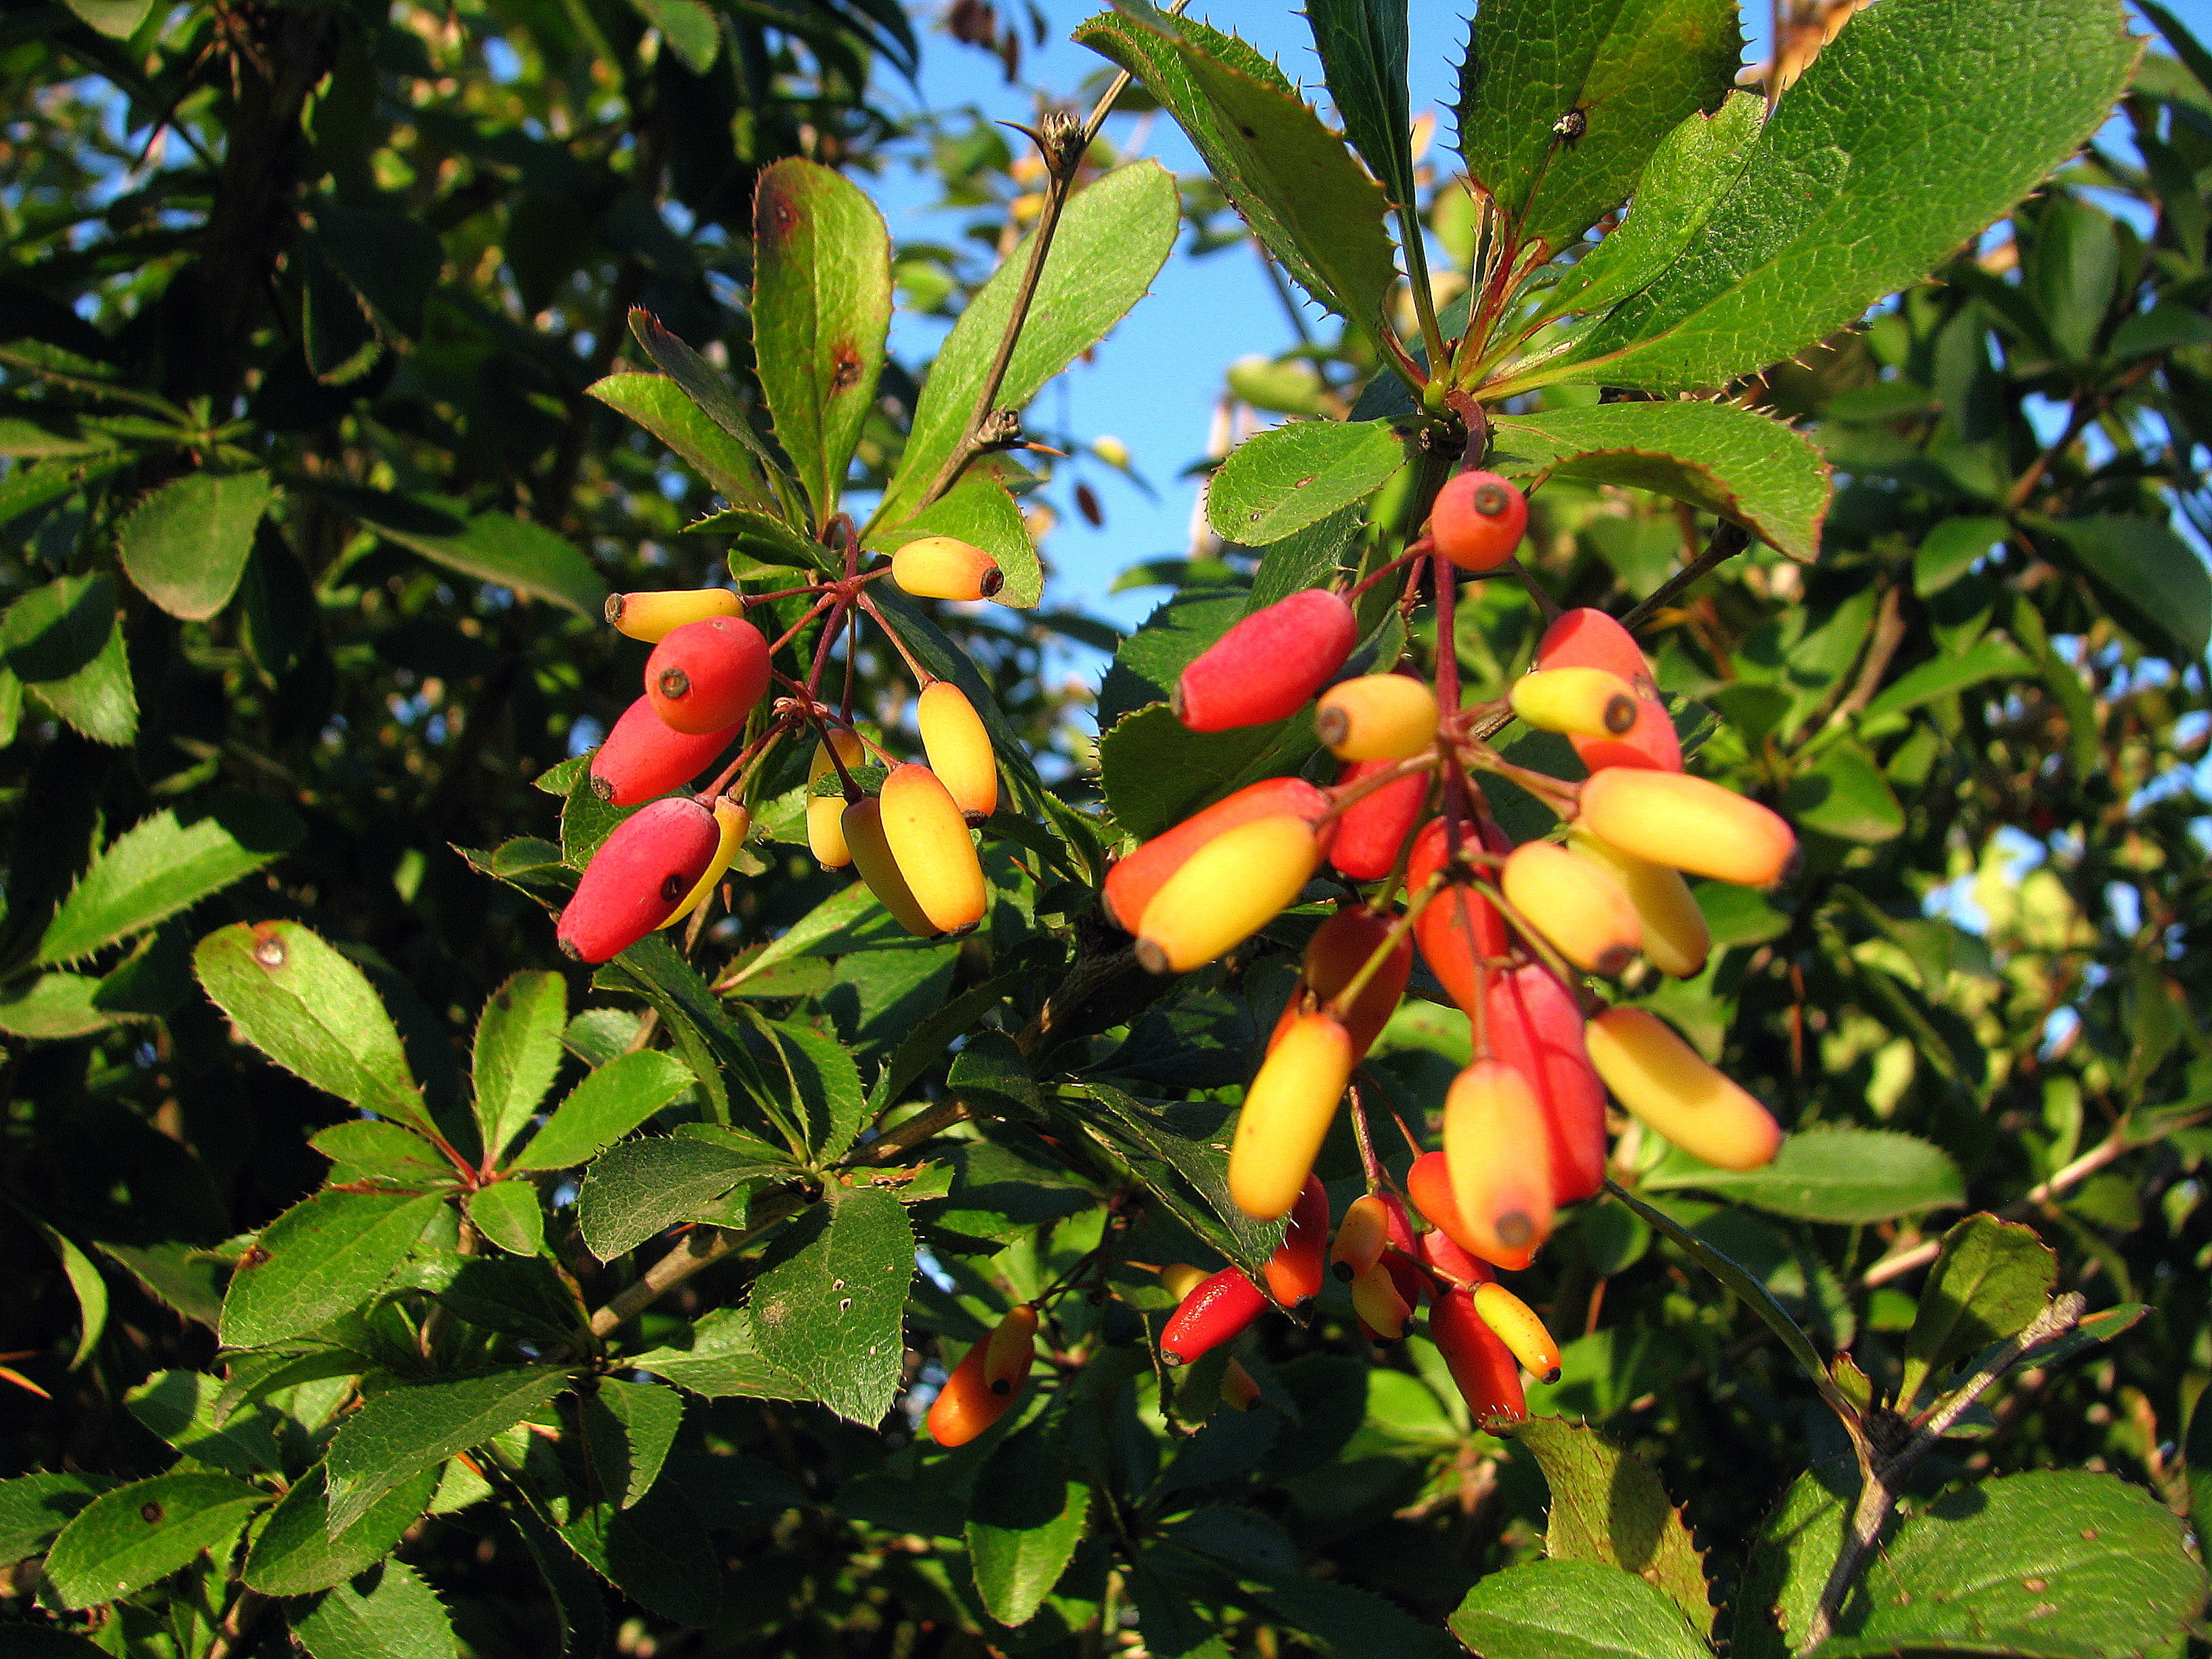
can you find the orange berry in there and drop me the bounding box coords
[1500,840,1641,977]
[557,797,722,963]
[1134,815,1322,975]
[806,730,867,869]
[1330,1193,1393,1283]
[1442,1059,1557,1268]
[1174,589,1359,732]
[1568,830,1710,979]
[1263,1174,1330,1307]
[658,796,750,930]
[1472,1282,1562,1385]
[1431,1285,1527,1425]
[1220,1357,1263,1412]
[1103,777,1335,935]
[1268,905,1411,1061]
[590,697,742,806]
[1536,609,1681,773]
[1487,963,1608,1206]
[983,1304,1038,1397]
[841,796,939,937]
[1430,470,1528,573]
[1349,1258,1413,1340]
[1328,758,1431,881]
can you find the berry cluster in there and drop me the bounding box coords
[1120,472,1796,1418]
[554,534,1008,962]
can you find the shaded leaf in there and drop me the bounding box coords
[1305,0,1414,208]
[588,373,775,511]
[1510,1417,1711,1635]
[0,573,136,745]
[625,1306,810,1400]
[577,1136,785,1261]
[114,470,274,621]
[329,485,608,617]
[2040,514,2212,665]
[41,798,302,968]
[747,1187,914,1425]
[1900,1214,2057,1406]
[243,1463,443,1597]
[968,1418,1092,1629]
[1644,1124,1962,1223]
[291,1559,457,1659]
[1448,1558,1711,1659]
[326,1367,577,1532]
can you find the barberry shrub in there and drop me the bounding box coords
[3,1,2211,1657]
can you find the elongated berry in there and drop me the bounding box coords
[925,1311,1030,1448]
[1136,815,1322,976]
[607,586,743,642]
[1509,667,1639,739]
[1104,777,1334,934]
[1584,1007,1783,1171]
[1161,1267,1267,1366]
[1535,609,1679,773]
[1500,840,1641,977]
[1315,674,1438,761]
[806,730,867,869]
[892,535,1004,602]
[916,681,998,825]
[1578,769,1795,888]
[1157,1262,1209,1302]
[842,796,939,937]
[591,697,741,806]
[1350,1258,1412,1340]
[1221,1357,1262,1411]
[1408,817,1511,1021]
[1442,1058,1556,1269]
[1431,1284,1527,1424]
[1264,1175,1330,1307]
[983,1303,1039,1397]
[558,796,722,963]
[877,763,987,936]
[1269,905,1411,1061]
[1330,1193,1393,1283]
[1174,589,1359,733]
[1486,964,1607,1206]
[645,616,771,735]
[1472,1283,1562,1385]
[1227,1011,1354,1221]
[659,796,750,929]
[1569,830,1709,979]
[1329,759,1429,880]
[1416,1221,1492,1290]
[1431,471,1528,573]
[1410,1150,1532,1273]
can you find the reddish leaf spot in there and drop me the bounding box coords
[140,1502,163,1523]
[830,342,863,394]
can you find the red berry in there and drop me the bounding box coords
[1486,962,1608,1206]
[1431,472,1528,573]
[1174,590,1359,733]
[1262,1175,1330,1307]
[1160,1267,1268,1366]
[556,797,722,963]
[1407,816,1513,1021]
[590,696,742,806]
[1430,1284,1527,1425]
[1328,758,1431,881]
[644,616,771,735]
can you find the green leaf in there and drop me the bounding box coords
[746,1186,915,1425]
[2039,514,2212,664]
[1073,7,1395,340]
[124,1370,285,1476]
[1643,1123,1962,1223]
[687,505,826,571]
[627,310,806,528]
[1899,1214,2057,1406]
[513,1048,694,1171]
[326,1367,577,1532]
[1855,632,2032,735]
[968,1418,1093,1629]
[1815,1471,2209,1658]
[752,158,890,528]
[628,0,718,73]
[880,470,1042,607]
[243,1464,443,1597]
[1448,1559,1713,1659]
[1731,1458,1856,1659]
[2187,1385,2212,1554]
[466,1179,547,1256]
[583,1378,685,1509]
[220,1189,447,1349]
[291,1559,457,1659]
[625,1306,810,1399]
[312,1121,454,1186]
[18,1210,106,1370]
[472,971,569,1164]
[1509,1418,1711,1636]
[1488,401,1830,562]
[0,1472,112,1568]
[1205,419,1408,546]
[0,573,136,745]
[587,373,776,512]
[0,972,118,1039]
[1547,0,2138,392]
[577,1136,783,1260]
[1304,0,1414,208]
[42,1472,270,1610]
[1543,92,1765,321]
[1097,704,1314,843]
[365,497,606,617]
[62,0,155,39]
[558,1479,723,1626]
[114,471,274,621]
[1454,0,1741,256]
[39,798,301,968]
[763,1016,869,1162]
[308,205,443,341]
[1784,741,1906,843]
[1247,504,1366,611]
[875,161,1179,527]
[1063,1084,1283,1279]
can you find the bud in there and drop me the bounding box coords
[1315,674,1439,761]
[842,796,940,937]
[659,796,750,929]
[878,763,987,937]
[916,681,998,825]
[1328,759,1430,880]
[1408,817,1511,1021]
[891,535,1004,602]
[983,1303,1039,1397]
[1584,1007,1783,1171]
[1473,1283,1562,1385]
[1227,1011,1353,1221]
[1568,830,1709,978]
[1443,1059,1556,1268]
[590,697,742,806]
[806,730,867,869]
[606,586,743,642]
[1577,769,1795,888]
[1220,1357,1263,1412]
[1174,589,1359,733]
[1103,777,1334,934]
[1500,841,1641,977]
[1263,1174,1330,1307]
[1161,1267,1267,1366]
[1430,470,1529,573]
[1487,964,1608,1205]
[1509,666,1639,739]
[1536,609,1681,773]
[557,797,722,963]
[1092,434,1131,469]
[1430,1284,1527,1425]
[1135,815,1322,975]
[644,617,771,736]
[1269,905,1411,1061]
[1349,1258,1413,1340]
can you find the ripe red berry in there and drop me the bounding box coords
[644,616,771,735]
[1263,1175,1330,1307]
[1486,962,1608,1206]
[1160,1267,1268,1366]
[590,697,743,806]
[1328,758,1431,881]
[557,796,722,963]
[1406,816,1513,1021]
[1174,589,1359,733]
[1430,471,1528,573]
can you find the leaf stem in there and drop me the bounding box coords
[1620,521,1750,630]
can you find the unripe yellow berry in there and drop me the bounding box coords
[605,586,743,642]
[1314,674,1439,761]
[806,731,867,869]
[1568,830,1710,979]
[1471,1283,1562,1384]
[1577,769,1796,888]
[890,535,1004,602]
[1134,815,1321,975]
[1509,666,1640,738]
[659,796,750,929]
[916,681,998,825]
[878,763,987,937]
[1584,1006,1783,1171]
[1227,1012,1353,1221]
[1442,1057,1555,1266]
[1500,840,1641,977]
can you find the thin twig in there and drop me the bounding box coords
[1620,521,1751,631]
[204,1588,270,1659]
